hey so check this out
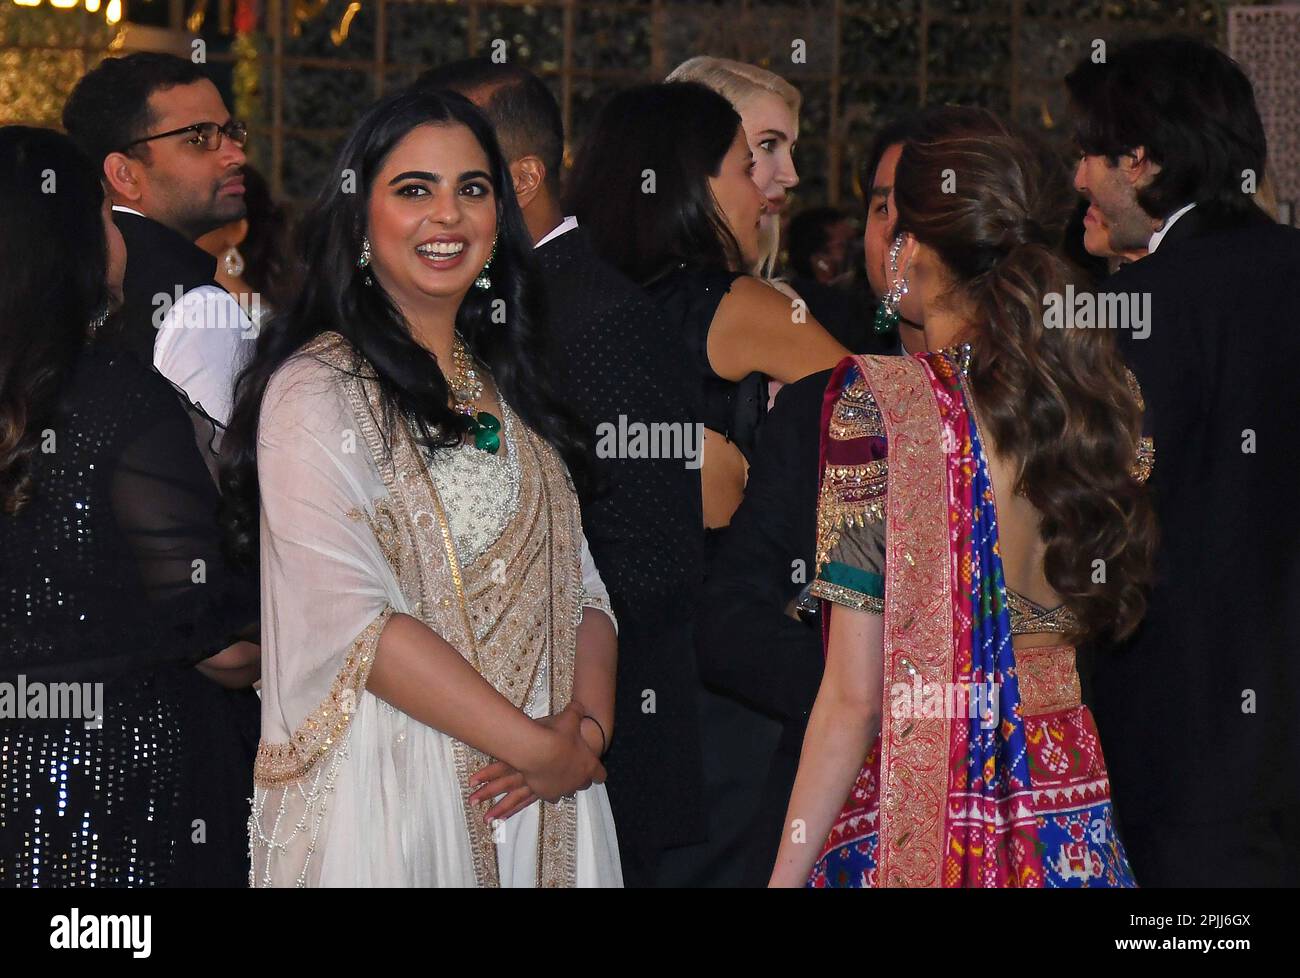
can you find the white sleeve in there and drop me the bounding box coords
[152,286,255,426]
[256,353,402,747]
[579,532,618,635]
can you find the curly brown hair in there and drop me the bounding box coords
[893,106,1157,643]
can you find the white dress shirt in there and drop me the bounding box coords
[1147,202,1197,254]
[534,215,579,250]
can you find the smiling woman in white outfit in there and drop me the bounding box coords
[219,88,621,887]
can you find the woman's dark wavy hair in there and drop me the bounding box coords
[0,126,113,515]
[565,81,745,285]
[893,106,1157,644]
[220,89,588,567]
[1065,34,1266,225]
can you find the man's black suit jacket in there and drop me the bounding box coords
[113,210,221,366]
[695,368,833,885]
[533,227,707,857]
[1093,205,1300,882]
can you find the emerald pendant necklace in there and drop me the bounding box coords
[449,333,502,454]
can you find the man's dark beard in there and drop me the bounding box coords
[180,191,248,242]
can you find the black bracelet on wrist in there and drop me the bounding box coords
[581,714,607,756]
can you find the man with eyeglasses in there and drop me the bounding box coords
[64,53,254,430]
[62,53,261,890]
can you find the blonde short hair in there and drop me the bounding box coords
[666,56,802,117]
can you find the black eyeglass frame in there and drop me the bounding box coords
[119,120,248,153]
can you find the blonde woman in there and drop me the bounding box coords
[668,56,801,278]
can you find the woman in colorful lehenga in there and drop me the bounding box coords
[770,107,1157,888]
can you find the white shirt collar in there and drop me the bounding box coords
[111,204,146,218]
[534,215,578,250]
[1147,202,1196,253]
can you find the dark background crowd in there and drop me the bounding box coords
[2,2,1298,890]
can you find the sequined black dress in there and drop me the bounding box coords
[0,347,258,887]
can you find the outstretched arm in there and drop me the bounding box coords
[707,276,850,384]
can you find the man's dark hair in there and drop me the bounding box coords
[786,206,847,278]
[412,58,564,193]
[62,53,210,166]
[1065,34,1266,223]
[858,113,924,203]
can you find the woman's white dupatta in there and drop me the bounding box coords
[249,333,621,887]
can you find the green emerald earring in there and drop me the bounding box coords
[873,234,909,335]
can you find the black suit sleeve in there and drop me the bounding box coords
[564,287,703,624]
[537,233,711,851]
[695,374,826,721]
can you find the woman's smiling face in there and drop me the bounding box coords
[366,122,498,309]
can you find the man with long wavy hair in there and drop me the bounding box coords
[1068,34,1300,887]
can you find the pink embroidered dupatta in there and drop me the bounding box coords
[817,352,1046,887]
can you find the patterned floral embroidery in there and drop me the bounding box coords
[808,352,1135,889]
[425,402,523,565]
[1016,644,1083,716]
[827,374,885,441]
[815,461,888,572]
[812,709,1136,889]
[861,355,954,887]
[256,331,583,889]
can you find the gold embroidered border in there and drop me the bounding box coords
[325,335,502,887]
[1132,436,1155,485]
[348,497,407,581]
[859,354,955,888]
[815,459,888,571]
[1124,369,1155,485]
[254,605,395,787]
[307,332,582,889]
[809,578,885,614]
[520,430,581,888]
[1007,590,1080,636]
[579,594,618,637]
[1015,645,1082,716]
[822,460,889,498]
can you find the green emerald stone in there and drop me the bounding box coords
[873,302,898,336]
[471,411,501,454]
